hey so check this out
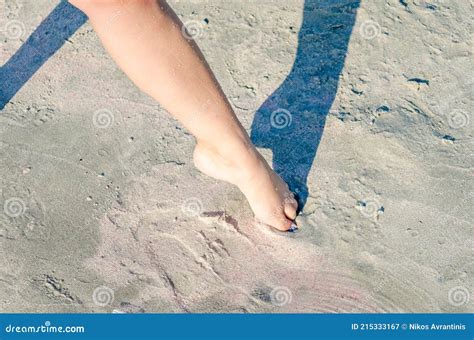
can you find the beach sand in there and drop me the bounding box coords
[0,0,472,313]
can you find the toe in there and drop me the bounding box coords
[284,199,298,220]
[270,214,294,231]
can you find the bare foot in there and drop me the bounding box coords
[193,142,298,231]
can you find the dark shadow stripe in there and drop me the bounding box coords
[0,1,87,110]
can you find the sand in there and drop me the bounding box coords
[0,0,472,313]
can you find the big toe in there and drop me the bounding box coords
[284,198,298,220]
[259,213,295,232]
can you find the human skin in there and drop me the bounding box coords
[69,0,298,230]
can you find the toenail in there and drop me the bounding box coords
[288,223,298,232]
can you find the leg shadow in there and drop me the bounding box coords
[250,0,360,211]
[0,1,87,110]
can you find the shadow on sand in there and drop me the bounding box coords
[0,0,360,213]
[250,0,360,211]
[0,1,87,110]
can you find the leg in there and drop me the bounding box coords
[69,0,298,230]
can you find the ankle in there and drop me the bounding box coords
[194,139,265,181]
[196,137,256,164]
